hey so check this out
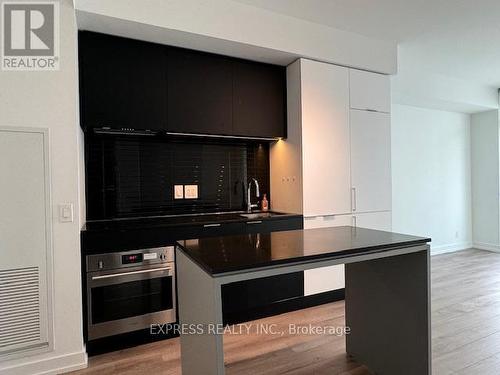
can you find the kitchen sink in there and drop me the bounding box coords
[239,212,283,220]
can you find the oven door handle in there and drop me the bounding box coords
[91,266,173,280]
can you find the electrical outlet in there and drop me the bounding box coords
[184,184,199,199]
[174,185,184,199]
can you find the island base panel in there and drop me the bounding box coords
[177,250,225,375]
[345,247,431,375]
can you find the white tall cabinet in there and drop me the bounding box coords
[349,68,391,113]
[301,60,351,216]
[271,59,392,296]
[350,110,392,213]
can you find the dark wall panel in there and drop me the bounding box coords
[85,134,270,220]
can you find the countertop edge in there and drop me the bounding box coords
[176,237,431,277]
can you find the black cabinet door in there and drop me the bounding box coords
[79,32,167,131]
[233,60,286,138]
[245,216,304,234]
[167,48,233,135]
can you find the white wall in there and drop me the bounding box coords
[392,68,499,114]
[392,104,472,254]
[270,60,303,214]
[0,0,87,373]
[471,110,500,250]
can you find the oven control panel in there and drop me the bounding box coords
[87,246,175,272]
[122,253,143,264]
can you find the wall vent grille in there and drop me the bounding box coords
[0,267,41,352]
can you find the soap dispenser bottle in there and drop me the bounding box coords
[261,193,269,211]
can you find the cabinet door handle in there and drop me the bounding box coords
[91,266,172,280]
[203,223,221,228]
[246,221,262,225]
[352,216,357,228]
[352,187,357,212]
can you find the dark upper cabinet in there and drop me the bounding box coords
[79,32,286,138]
[233,60,286,138]
[167,48,233,135]
[79,32,167,131]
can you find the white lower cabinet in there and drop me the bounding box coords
[303,211,392,296]
[353,211,392,231]
[303,214,352,230]
[303,214,351,296]
[304,264,345,296]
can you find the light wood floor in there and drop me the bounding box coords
[71,249,500,375]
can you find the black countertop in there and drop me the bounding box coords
[81,211,304,254]
[176,226,431,276]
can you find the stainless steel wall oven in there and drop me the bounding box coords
[86,247,176,340]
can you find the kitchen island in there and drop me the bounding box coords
[176,226,431,375]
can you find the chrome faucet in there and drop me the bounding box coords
[246,178,260,213]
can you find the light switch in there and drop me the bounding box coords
[184,185,199,199]
[59,203,74,223]
[174,185,184,199]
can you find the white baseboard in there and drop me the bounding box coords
[431,242,472,255]
[472,242,500,252]
[0,350,87,375]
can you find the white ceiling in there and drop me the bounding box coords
[235,0,500,111]
[75,0,499,112]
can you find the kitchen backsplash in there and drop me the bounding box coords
[85,134,270,220]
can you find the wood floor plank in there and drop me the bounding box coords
[455,353,500,375]
[71,249,500,375]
